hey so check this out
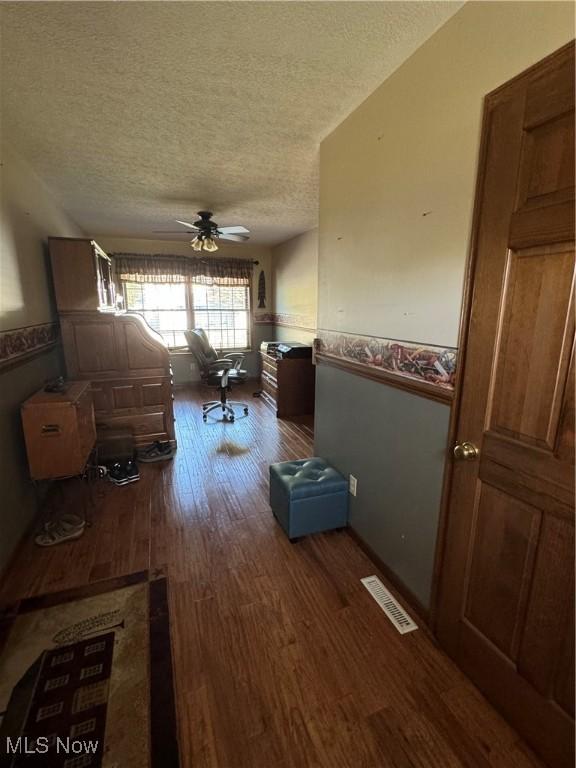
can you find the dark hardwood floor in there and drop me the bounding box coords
[1,385,543,768]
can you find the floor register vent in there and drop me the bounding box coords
[361,576,418,634]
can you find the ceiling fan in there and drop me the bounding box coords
[155,211,250,252]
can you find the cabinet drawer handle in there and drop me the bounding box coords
[41,424,61,434]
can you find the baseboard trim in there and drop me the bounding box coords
[347,527,431,630]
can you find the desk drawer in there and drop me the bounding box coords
[261,373,278,403]
[262,358,278,381]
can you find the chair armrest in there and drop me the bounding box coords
[209,359,233,370]
[223,352,245,370]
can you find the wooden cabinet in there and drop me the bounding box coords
[260,351,315,418]
[21,381,96,480]
[48,238,176,448]
[49,238,116,312]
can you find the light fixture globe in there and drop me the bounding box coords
[190,233,219,252]
[203,237,218,252]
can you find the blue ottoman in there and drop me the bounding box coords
[269,458,348,541]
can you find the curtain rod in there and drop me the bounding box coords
[188,256,259,266]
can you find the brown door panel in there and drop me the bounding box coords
[437,42,575,768]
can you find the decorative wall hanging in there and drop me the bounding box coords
[258,270,266,308]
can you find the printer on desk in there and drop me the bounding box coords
[276,342,312,359]
[259,341,312,359]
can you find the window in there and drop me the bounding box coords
[191,283,250,350]
[122,279,251,350]
[80,664,104,680]
[44,674,70,691]
[84,641,106,656]
[123,282,188,348]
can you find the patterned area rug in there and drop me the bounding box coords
[0,572,179,767]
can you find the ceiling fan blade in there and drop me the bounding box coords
[175,219,199,230]
[153,230,198,234]
[219,233,250,242]
[218,225,250,235]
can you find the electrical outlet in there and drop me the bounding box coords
[349,474,357,496]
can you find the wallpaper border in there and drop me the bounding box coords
[0,322,59,370]
[254,311,316,332]
[314,329,457,403]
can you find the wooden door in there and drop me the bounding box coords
[436,43,575,768]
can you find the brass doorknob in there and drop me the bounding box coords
[453,441,479,461]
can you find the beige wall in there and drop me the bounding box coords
[271,228,317,344]
[319,1,574,348]
[0,141,83,572]
[1,142,83,331]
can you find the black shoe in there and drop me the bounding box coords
[125,459,140,483]
[108,462,130,486]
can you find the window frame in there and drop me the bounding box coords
[121,278,253,352]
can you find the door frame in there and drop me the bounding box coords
[429,40,575,631]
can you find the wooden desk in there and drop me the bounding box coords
[260,351,315,418]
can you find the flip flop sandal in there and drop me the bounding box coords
[43,513,85,532]
[35,522,84,547]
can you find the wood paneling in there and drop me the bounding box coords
[508,52,575,251]
[125,322,167,370]
[49,238,101,312]
[73,320,118,374]
[1,386,545,768]
[464,485,541,659]
[111,384,137,410]
[517,514,574,705]
[490,245,574,447]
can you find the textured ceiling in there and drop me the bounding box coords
[0,2,463,245]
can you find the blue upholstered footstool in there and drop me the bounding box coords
[269,458,348,541]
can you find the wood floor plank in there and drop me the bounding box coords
[0,383,544,768]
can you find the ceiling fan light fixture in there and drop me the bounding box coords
[203,236,219,252]
[190,233,219,252]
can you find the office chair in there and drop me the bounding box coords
[184,329,249,422]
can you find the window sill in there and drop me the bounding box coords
[169,348,254,355]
